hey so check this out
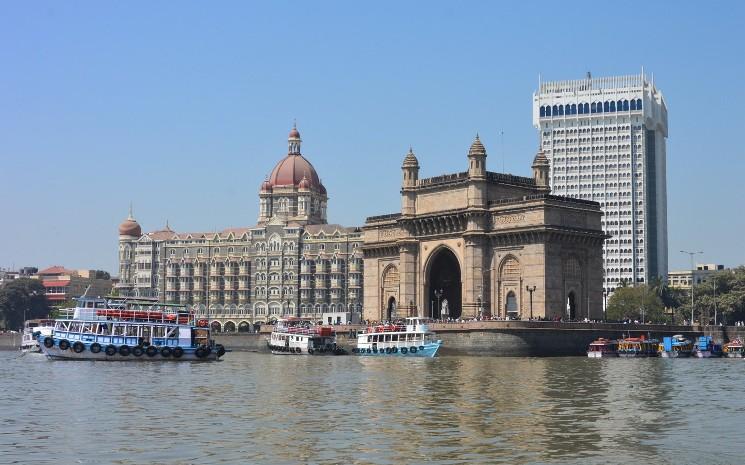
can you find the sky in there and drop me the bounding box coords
[1,1,743,274]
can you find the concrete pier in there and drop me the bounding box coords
[3,323,742,356]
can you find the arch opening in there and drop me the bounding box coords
[427,248,462,320]
[567,291,577,321]
[387,296,397,321]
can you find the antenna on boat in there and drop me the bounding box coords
[82,285,91,297]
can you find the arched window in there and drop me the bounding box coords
[630,99,636,110]
[623,100,629,111]
[636,99,642,110]
[603,101,610,112]
[571,104,577,114]
[591,102,597,113]
[610,101,616,112]
[540,106,546,117]
[551,105,558,115]
[578,103,584,114]
[558,104,564,115]
[583,103,589,114]
[505,291,518,316]
[546,105,551,116]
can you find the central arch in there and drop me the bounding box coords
[567,291,577,320]
[387,296,396,321]
[427,247,462,319]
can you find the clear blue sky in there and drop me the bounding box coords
[1,1,743,274]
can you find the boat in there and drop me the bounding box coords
[20,319,55,353]
[658,335,694,358]
[353,317,442,357]
[693,335,723,358]
[723,339,745,358]
[587,338,618,358]
[267,317,346,355]
[38,297,225,361]
[617,335,658,358]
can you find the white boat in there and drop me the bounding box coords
[267,317,346,355]
[20,319,55,353]
[353,317,442,357]
[38,297,225,361]
[586,338,618,358]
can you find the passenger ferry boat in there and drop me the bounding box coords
[586,338,618,358]
[267,317,345,355]
[658,335,694,358]
[693,335,723,358]
[352,318,442,357]
[723,339,744,358]
[20,319,55,353]
[617,335,659,358]
[38,297,225,361]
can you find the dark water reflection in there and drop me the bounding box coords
[1,352,743,464]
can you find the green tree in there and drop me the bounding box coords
[0,278,51,330]
[606,285,667,323]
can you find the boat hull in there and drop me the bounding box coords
[725,352,744,358]
[618,352,657,358]
[659,351,692,358]
[39,339,220,361]
[587,351,618,358]
[354,341,442,358]
[694,350,722,358]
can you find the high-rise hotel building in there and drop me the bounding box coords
[116,126,364,330]
[533,73,668,295]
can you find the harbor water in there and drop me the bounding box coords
[1,352,742,464]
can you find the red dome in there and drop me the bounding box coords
[260,179,273,193]
[298,175,311,189]
[268,154,322,189]
[119,218,141,237]
[289,126,300,139]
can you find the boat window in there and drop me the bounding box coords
[126,326,138,336]
[70,322,83,332]
[82,323,93,333]
[392,334,398,342]
[153,326,165,338]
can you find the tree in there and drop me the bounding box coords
[0,278,51,330]
[94,270,111,280]
[606,285,667,323]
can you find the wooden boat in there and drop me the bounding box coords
[587,338,618,358]
[723,339,744,358]
[658,335,693,358]
[617,335,658,358]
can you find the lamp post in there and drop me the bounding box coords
[526,285,536,320]
[680,250,703,325]
[434,288,443,320]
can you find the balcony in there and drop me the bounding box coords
[331,264,342,273]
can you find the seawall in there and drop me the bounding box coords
[4,323,741,356]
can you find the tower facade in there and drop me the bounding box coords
[533,72,668,297]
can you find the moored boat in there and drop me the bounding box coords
[20,319,55,353]
[694,336,723,358]
[658,335,693,358]
[723,339,744,358]
[587,338,618,358]
[353,317,442,357]
[38,297,225,361]
[267,317,346,355]
[617,335,658,358]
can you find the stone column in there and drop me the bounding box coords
[398,241,418,317]
[462,234,485,319]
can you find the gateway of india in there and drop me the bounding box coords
[363,136,606,322]
[116,126,364,331]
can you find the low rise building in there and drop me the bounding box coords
[34,266,112,305]
[668,263,725,290]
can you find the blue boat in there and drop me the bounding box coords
[658,335,693,358]
[352,317,442,357]
[38,297,225,362]
[694,336,723,358]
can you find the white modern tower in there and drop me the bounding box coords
[533,72,668,297]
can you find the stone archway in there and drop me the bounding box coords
[386,296,396,321]
[427,247,462,319]
[505,291,518,318]
[211,321,222,332]
[238,321,251,332]
[224,321,236,332]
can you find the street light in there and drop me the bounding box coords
[526,285,536,320]
[680,250,703,325]
[434,288,443,320]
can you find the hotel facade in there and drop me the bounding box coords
[533,72,668,297]
[116,127,363,331]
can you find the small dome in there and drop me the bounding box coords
[402,147,420,168]
[532,149,550,167]
[260,179,273,193]
[468,134,486,157]
[298,175,311,190]
[118,216,141,237]
[289,126,301,139]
